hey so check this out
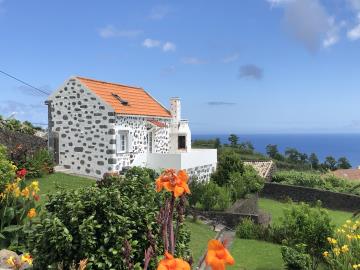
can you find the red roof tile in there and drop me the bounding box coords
[77,77,171,118]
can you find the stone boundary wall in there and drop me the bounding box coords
[261,182,360,212]
[189,209,263,228]
[0,128,47,154]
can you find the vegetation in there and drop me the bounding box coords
[0,115,42,135]
[188,150,264,211]
[29,167,191,269]
[322,219,360,269]
[0,145,41,252]
[272,170,360,196]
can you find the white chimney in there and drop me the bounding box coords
[170,97,181,122]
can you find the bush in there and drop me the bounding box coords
[228,165,264,200]
[278,202,334,269]
[199,181,221,211]
[0,145,41,252]
[23,149,54,178]
[236,218,259,239]
[281,245,312,270]
[211,149,244,186]
[187,177,204,208]
[29,167,191,269]
[272,170,360,196]
[322,219,360,269]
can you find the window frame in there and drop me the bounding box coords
[178,135,186,150]
[116,130,129,154]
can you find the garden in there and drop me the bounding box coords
[0,141,359,269]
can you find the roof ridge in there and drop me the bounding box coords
[76,76,143,90]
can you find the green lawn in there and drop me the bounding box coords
[259,198,353,227]
[26,172,95,202]
[229,239,284,270]
[185,219,217,265]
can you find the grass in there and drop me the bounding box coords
[259,198,353,227]
[26,172,95,202]
[229,239,284,270]
[185,219,217,265]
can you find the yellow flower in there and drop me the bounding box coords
[333,247,340,256]
[327,237,337,245]
[353,264,360,269]
[341,245,349,253]
[20,253,33,265]
[6,256,16,267]
[30,181,40,192]
[346,220,352,224]
[27,208,36,219]
[21,187,30,198]
[13,187,21,197]
[347,234,353,240]
[323,251,329,257]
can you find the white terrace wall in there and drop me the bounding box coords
[49,78,118,178]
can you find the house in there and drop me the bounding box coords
[244,160,276,181]
[46,76,217,180]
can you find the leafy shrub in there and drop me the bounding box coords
[211,149,244,186]
[0,145,41,252]
[217,187,232,210]
[23,149,54,178]
[97,172,122,188]
[228,165,264,200]
[29,167,191,269]
[278,202,334,269]
[236,218,259,239]
[188,177,204,208]
[322,219,360,269]
[272,170,360,196]
[199,181,221,211]
[281,245,311,270]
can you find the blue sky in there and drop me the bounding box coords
[0,0,360,134]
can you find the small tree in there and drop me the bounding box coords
[228,134,239,147]
[266,144,279,158]
[214,138,221,149]
[211,150,244,186]
[324,156,337,171]
[337,157,351,169]
[309,153,319,170]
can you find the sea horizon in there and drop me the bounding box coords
[192,133,360,168]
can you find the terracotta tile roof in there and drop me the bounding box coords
[77,77,171,118]
[332,169,360,181]
[147,119,167,128]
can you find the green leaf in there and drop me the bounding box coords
[2,225,23,233]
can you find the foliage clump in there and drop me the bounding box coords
[272,170,360,196]
[29,167,191,269]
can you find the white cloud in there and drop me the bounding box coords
[98,25,142,38]
[348,24,360,40]
[181,57,206,65]
[149,5,170,20]
[266,0,294,7]
[323,18,346,48]
[142,38,161,48]
[162,42,176,52]
[222,53,240,63]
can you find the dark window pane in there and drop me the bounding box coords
[178,135,186,149]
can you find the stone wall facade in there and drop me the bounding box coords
[187,163,216,182]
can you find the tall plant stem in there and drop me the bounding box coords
[168,194,175,254]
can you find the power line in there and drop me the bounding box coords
[0,69,50,96]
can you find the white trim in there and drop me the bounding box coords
[116,130,129,154]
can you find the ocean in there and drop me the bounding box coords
[192,134,360,168]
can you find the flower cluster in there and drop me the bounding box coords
[0,250,33,270]
[154,169,234,270]
[323,219,360,269]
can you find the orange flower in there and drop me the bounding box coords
[156,169,190,197]
[205,239,235,270]
[157,252,190,270]
[27,208,37,219]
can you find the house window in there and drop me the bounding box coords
[178,135,186,149]
[117,131,128,153]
